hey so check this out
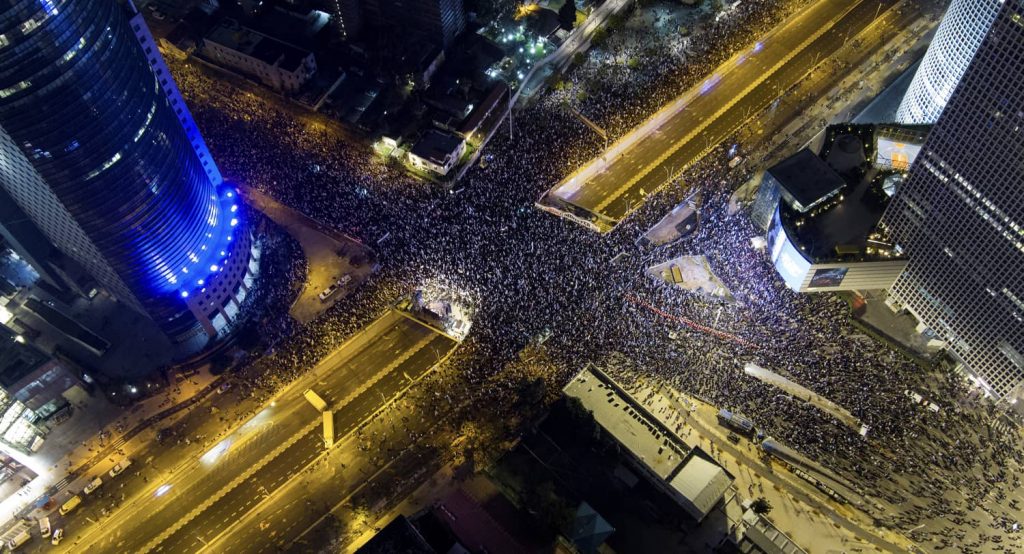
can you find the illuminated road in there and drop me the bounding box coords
[541,0,899,230]
[60,311,456,554]
[208,399,446,553]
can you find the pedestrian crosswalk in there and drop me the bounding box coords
[990,418,1018,436]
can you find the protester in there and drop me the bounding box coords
[166,0,1022,549]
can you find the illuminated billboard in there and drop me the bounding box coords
[768,209,811,291]
[875,138,922,171]
[809,267,849,288]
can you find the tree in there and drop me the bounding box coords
[751,497,773,515]
[558,0,577,31]
[209,351,233,375]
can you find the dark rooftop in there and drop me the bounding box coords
[0,325,48,389]
[767,148,846,210]
[778,126,902,262]
[526,8,562,38]
[411,130,464,165]
[207,19,309,72]
[356,516,435,554]
[250,38,308,72]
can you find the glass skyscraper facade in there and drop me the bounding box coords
[363,0,466,47]
[0,0,256,343]
[895,0,1001,124]
[883,1,1024,399]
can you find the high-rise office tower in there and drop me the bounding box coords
[363,0,466,47]
[883,0,1024,399]
[0,0,258,345]
[895,0,1001,124]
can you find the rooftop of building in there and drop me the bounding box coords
[356,515,435,554]
[431,489,529,554]
[525,8,562,38]
[458,81,509,135]
[254,7,329,48]
[564,367,687,478]
[740,507,808,554]
[563,366,732,520]
[669,452,734,517]
[776,124,916,263]
[206,19,310,72]
[395,41,444,75]
[767,148,846,210]
[0,325,48,389]
[410,130,464,165]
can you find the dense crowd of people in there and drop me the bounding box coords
[169,0,1022,550]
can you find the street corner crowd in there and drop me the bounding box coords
[163,0,1024,550]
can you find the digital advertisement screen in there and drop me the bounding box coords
[875,138,922,171]
[809,267,849,288]
[769,211,811,291]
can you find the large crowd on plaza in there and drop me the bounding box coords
[171,0,1020,550]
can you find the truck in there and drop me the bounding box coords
[303,389,328,412]
[6,529,30,550]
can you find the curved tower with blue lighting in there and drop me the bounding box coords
[0,0,257,343]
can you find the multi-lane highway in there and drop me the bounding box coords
[51,310,455,554]
[209,397,447,553]
[540,0,900,231]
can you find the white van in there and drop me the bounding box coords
[6,529,30,550]
[318,275,352,302]
[318,283,340,302]
[109,459,132,477]
[83,477,102,494]
[38,516,50,538]
[59,495,82,515]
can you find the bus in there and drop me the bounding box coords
[717,409,755,437]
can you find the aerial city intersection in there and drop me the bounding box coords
[0,0,1020,553]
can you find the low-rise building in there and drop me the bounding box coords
[408,130,465,176]
[757,125,913,293]
[202,19,316,93]
[730,504,808,554]
[458,82,509,142]
[750,148,845,231]
[0,325,85,454]
[564,366,734,522]
[396,42,445,89]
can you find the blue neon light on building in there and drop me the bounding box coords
[0,1,250,341]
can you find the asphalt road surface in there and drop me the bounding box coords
[215,409,445,553]
[544,0,899,227]
[52,311,455,554]
[152,331,451,553]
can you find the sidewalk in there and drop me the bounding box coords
[616,374,913,553]
[240,185,375,325]
[0,364,220,527]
